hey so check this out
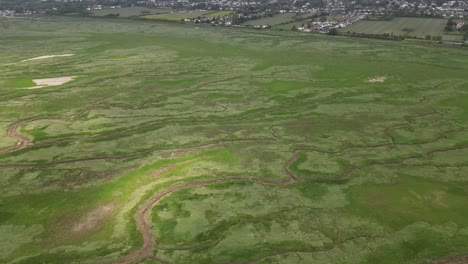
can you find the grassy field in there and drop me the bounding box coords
[243,13,298,26]
[340,17,462,40]
[91,6,172,17]
[0,15,468,264]
[143,10,214,21]
[207,10,234,17]
[272,19,308,30]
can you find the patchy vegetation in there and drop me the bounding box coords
[91,6,172,17]
[341,17,463,41]
[0,16,467,264]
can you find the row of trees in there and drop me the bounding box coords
[0,0,143,15]
[445,18,468,32]
[444,18,468,41]
[445,18,457,31]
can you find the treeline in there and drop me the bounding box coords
[341,32,405,41]
[0,0,141,14]
[445,18,468,40]
[0,0,90,15]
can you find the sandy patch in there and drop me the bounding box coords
[21,54,74,62]
[27,76,76,89]
[367,76,387,83]
[71,203,116,233]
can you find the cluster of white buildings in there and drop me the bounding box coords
[85,5,122,11]
[0,10,15,17]
[299,13,366,34]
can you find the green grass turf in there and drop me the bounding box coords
[0,15,467,264]
[143,11,212,21]
[91,6,172,17]
[341,17,449,39]
[242,13,298,26]
[206,11,234,17]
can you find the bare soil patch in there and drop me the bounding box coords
[21,54,74,62]
[367,76,387,83]
[71,203,116,234]
[27,76,76,89]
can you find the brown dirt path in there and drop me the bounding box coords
[112,178,295,264]
[111,135,468,264]
[112,154,298,264]
[0,120,33,154]
[0,109,89,156]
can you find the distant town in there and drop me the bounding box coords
[1,0,467,38]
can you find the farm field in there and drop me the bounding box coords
[272,19,308,30]
[206,11,233,17]
[242,13,297,26]
[91,7,172,17]
[1,16,468,264]
[341,17,461,40]
[143,10,214,21]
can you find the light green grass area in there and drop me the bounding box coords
[272,20,308,30]
[243,13,298,26]
[207,11,234,17]
[0,15,467,264]
[348,176,468,228]
[143,10,211,21]
[341,17,449,39]
[91,6,172,17]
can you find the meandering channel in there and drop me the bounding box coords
[0,120,32,154]
[112,150,299,264]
